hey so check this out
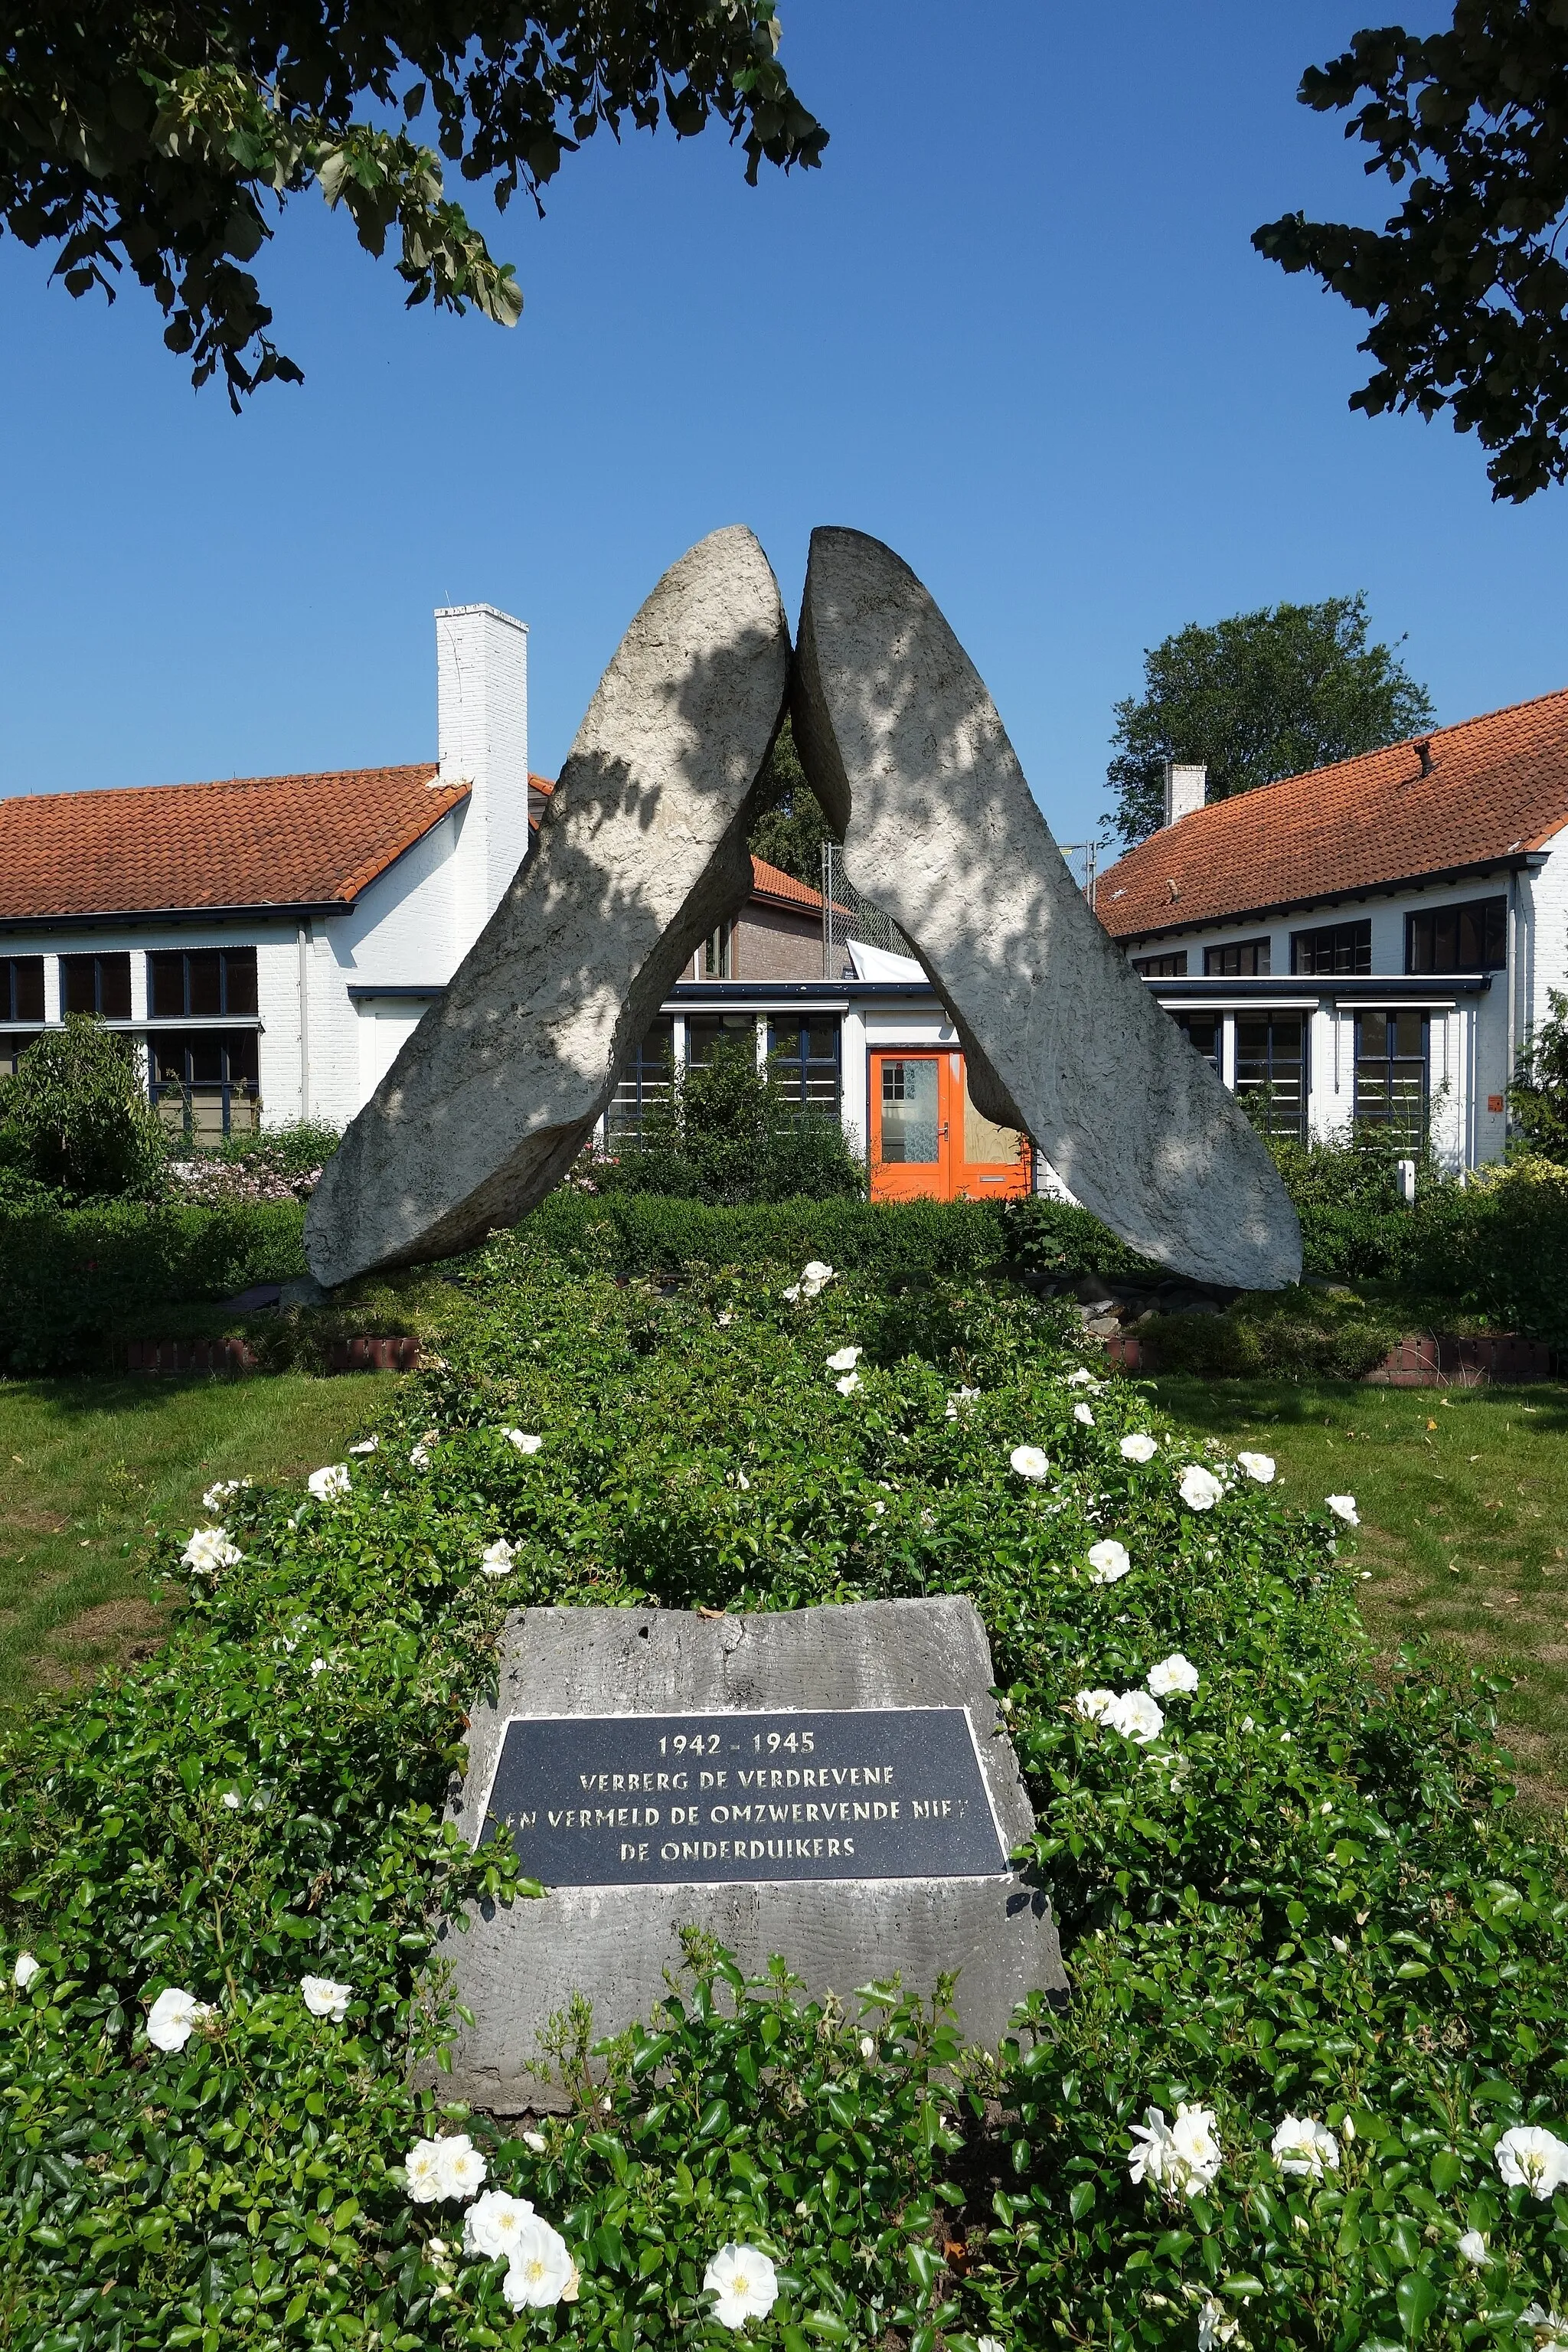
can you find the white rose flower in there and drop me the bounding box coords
[501,1430,544,1455]
[781,1284,801,1303]
[480,1538,517,1576]
[309,1657,328,1677]
[1325,1494,1360,1525]
[307,1465,351,1501]
[1495,2124,1568,2197]
[182,1525,242,1576]
[408,1445,430,1468]
[1108,1690,1165,1745]
[146,1987,214,2051]
[835,1371,862,1396]
[1147,1653,1200,1697]
[1272,2115,1340,2180]
[300,1976,351,2020]
[1457,2230,1488,2264]
[1178,1464,1223,1511]
[436,2135,488,2202]
[825,1346,861,1372]
[220,1790,241,1810]
[405,2138,447,2203]
[1074,1687,1118,1723]
[1119,1432,1158,1464]
[1197,2296,1240,2352]
[201,1478,250,1511]
[503,2215,576,2308]
[1073,1402,1096,1427]
[1010,1445,1050,1482]
[464,2187,536,2259]
[802,1261,834,1285]
[522,2129,548,2153]
[704,2242,780,2328]
[1519,2306,1568,2348]
[1236,1451,1276,1484]
[859,2034,876,2060]
[14,1952,41,1989]
[716,1311,733,1328]
[977,2338,1005,2352]
[1066,1368,1096,1387]
[1086,1539,1131,1585]
[944,1385,981,1418]
[348,1436,380,1456]
[1168,2103,1223,2193]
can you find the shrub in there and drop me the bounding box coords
[168,1119,341,1203]
[600,1035,864,1204]
[0,1014,167,1200]
[0,1196,309,1372]
[1508,988,1568,1162]
[5,1220,1568,2352]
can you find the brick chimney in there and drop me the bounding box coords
[1163,760,1207,827]
[436,602,530,953]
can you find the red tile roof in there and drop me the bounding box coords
[749,855,823,911]
[1097,686,1568,940]
[0,766,470,923]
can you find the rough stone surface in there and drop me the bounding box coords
[792,526,1302,1290]
[305,527,790,1285]
[433,1598,1063,2112]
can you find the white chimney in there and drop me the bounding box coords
[1163,760,1207,827]
[436,603,530,953]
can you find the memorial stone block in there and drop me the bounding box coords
[437,1596,1064,2112]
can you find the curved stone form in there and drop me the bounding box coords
[305,527,790,1286]
[792,526,1300,1289]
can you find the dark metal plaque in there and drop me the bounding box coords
[479,1707,1008,1887]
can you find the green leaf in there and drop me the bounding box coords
[1396,2271,1439,2341]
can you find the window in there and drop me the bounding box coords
[703,924,732,979]
[1406,896,1507,974]
[1235,1013,1307,1138]
[686,1014,755,1067]
[149,946,258,1018]
[1354,1009,1427,1136]
[149,1031,260,1138]
[1,956,44,1024]
[1205,939,1271,977]
[879,1057,940,1164]
[1292,920,1370,976]
[61,952,131,1017]
[1132,949,1187,978]
[0,1034,40,1078]
[607,1018,674,1138]
[767,1016,841,1112]
[1170,1011,1220,1073]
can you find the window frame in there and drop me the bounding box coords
[147,1030,260,1138]
[1204,938,1272,978]
[1291,920,1371,977]
[766,1014,841,1114]
[1233,1010,1308,1140]
[1132,949,1187,978]
[61,951,132,1018]
[607,1018,675,1138]
[149,946,259,1019]
[1,956,44,1025]
[1405,895,1507,975]
[1352,1008,1429,1138]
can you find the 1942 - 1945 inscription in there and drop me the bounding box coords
[479,1706,1007,1886]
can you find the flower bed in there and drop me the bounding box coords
[3,1214,1566,2352]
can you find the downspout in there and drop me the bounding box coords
[298,922,311,1122]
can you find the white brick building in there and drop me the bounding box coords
[1097,691,1568,1170]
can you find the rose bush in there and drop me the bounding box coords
[2,1210,1567,2351]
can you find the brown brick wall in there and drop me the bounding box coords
[734,905,821,982]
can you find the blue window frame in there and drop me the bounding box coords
[608,1017,674,1137]
[767,1015,841,1112]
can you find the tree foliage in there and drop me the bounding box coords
[0,1,825,404]
[746,716,837,889]
[1256,5,1568,502]
[1509,984,1568,1159]
[603,1031,864,1204]
[1104,593,1434,845]
[0,1013,168,1200]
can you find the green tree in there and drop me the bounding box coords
[1509,987,1568,1161]
[0,2,825,406]
[1104,593,1434,846]
[746,716,838,889]
[1256,6,1568,502]
[605,1031,862,1204]
[0,1014,168,1199]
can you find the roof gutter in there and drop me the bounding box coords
[0,899,353,938]
[1105,849,1550,946]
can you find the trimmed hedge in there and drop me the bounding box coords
[0,1197,307,1373]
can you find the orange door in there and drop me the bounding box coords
[869,1051,1031,1202]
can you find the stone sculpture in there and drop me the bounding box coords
[306,522,1300,1292]
[792,528,1300,1289]
[306,525,792,1287]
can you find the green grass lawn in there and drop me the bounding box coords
[0,1372,396,1707]
[1152,1374,1568,1812]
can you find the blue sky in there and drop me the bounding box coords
[2,0,1560,848]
